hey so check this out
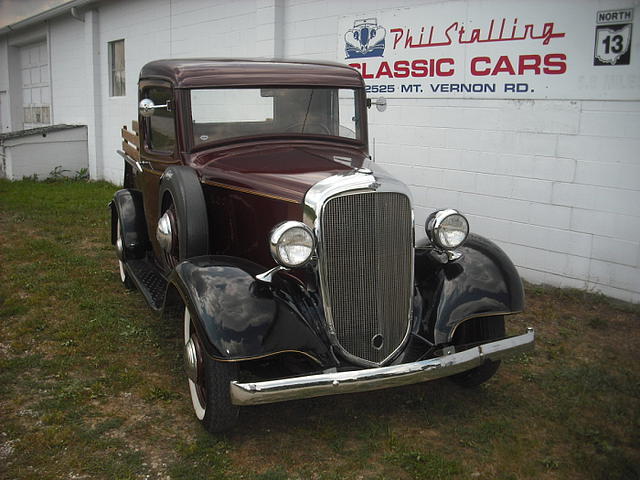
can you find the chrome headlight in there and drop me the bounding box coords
[269,221,315,268]
[426,209,469,249]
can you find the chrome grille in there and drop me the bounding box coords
[319,192,413,364]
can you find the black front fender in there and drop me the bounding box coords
[166,256,333,366]
[415,234,525,345]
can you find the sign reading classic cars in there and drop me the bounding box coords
[338,1,639,100]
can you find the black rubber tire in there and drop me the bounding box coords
[158,167,209,265]
[449,315,505,388]
[202,353,240,433]
[184,307,239,433]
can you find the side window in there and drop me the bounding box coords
[144,87,175,154]
[108,40,125,97]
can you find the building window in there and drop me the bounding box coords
[21,41,51,129]
[108,40,125,97]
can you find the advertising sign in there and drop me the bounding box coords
[337,1,639,99]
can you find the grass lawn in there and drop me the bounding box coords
[0,178,638,480]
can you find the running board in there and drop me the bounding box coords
[125,258,167,311]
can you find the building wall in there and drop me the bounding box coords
[281,0,640,303]
[49,15,88,126]
[0,0,638,302]
[1,126,88,180]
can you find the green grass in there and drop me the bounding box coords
[1,178,639,479]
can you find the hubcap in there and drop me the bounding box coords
[115,219,125,261]
[185,308,207,420]
[115,235,124,261]
[184,337,199,383]
[156,211,174,252]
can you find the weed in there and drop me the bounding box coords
[143,386,181,402]
[47,165,72,180]
[541,457,559,470]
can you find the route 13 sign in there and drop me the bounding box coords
[594,8,633,65]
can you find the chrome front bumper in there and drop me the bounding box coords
[230,328,535,406]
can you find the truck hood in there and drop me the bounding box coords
[191,141,370,204]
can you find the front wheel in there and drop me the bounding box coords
[449,315,505,388]
[184,307,239,432]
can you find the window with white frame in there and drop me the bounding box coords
[21,41,51,129]
[108,39,125,97]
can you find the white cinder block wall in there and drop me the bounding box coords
[1,0,638,303]
[281,0,640,303]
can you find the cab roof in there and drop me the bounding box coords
[139,58,364,89]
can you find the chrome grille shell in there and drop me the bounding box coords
[304,170,414,367]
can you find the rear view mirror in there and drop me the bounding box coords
[139,98,172,117]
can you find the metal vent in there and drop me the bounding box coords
[319,191,413,365]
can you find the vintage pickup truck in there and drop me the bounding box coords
[110,58,534,433]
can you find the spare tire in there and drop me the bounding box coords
[157,166,209,268]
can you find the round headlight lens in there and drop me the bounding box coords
[269,221,315,268]
[426,209,469,249]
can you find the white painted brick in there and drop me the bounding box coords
[502,242,591,279]
[496,153,535,178]
[426,187,460,209]
[476,173,513,198]
[408,185,427,206]
[588,260,640,293]
[496,100,580,135]
[446,129,511,154]
[591,236,640,267]
[581,101,640,113]
[580,111,640,139]
[441,169,476,193]
[566,255,595,282]
[417,106,501,131]
[557,134,640,164]
[460,150,500,175]
[379,163,414,183]
[529,203,572,229]
[373,142,400,164]
[413,206,431,226]
[531,156,575,182]
[510,222,592,258]
[571,208,640,242]
[511,177,553,202]
[412,166,444,189]
[459,192,529,222]
[515,132,557,157]
[574,161,640,191]
[312,17,338,36]
[515,266,550,285]
[404,146,431,166]
[552,183,640,216]
[428,147,463,170]
[465,214,512,242]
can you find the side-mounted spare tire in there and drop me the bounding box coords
[157,166,209,268]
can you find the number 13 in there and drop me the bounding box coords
[602,34,624,54]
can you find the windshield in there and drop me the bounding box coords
[190,87,362,147]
